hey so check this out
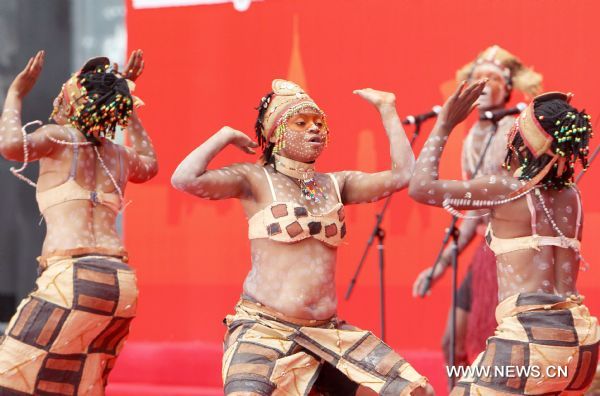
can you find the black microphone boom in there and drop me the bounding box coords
[480,102,527,122]
[402,105,442,125]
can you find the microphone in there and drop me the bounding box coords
[402,105,442,125]
[480,102,527,122]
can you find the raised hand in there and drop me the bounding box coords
[224,127,259,154]
[353,88,396,109]
[437,79,487,129]
[8,50,45,99]
[121,49,144,81]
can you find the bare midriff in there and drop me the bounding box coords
[244,238,338,320]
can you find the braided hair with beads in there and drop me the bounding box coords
[254,91,276,164]
[69,58,134,145]
[505,98,593,190]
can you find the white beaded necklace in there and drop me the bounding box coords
[444,184,589,270]
[442,183,535,219]
[11,122,125,211]
[10,120,41,187]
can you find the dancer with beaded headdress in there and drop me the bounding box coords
[409,79,599,394]
[172,79,433,395]
[0,50,157,394]
[412,45,543,367]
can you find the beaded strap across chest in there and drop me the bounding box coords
[248,167,346,247]
[485,187,582,255]
[36,129,124,214]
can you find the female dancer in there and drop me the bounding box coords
[412,45,543,365]
[172,79,432,395]
[0,50,157,394]
[409,79,599,394]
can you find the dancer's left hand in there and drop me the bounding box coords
[437,79,487,130]
[8,50,45,99]
[354,88,396,108]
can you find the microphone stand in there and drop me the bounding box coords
[448,221,460,390]
[417,118,499,389]
[345,121,423,341]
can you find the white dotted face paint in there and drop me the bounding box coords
[277,111,326,163]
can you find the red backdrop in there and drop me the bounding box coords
[123,0,600,352]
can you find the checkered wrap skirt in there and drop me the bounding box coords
[222,298,427,395]
[0,255,137,395]
[451,293,600,395]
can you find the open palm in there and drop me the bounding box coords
[9,50,44,99]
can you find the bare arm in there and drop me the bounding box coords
[335,89,415,205]
[171,126,258,200]
[123,111,158,183]
[0,51,66,161]
[408,80,518,209]
[113,50,157,183]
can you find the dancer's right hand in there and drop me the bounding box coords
[8,50,44,99]
[121,49,144,81]
[437,79,486,130]
[222,126,259,154]
[412,262,447,298]
[353,88,396,109]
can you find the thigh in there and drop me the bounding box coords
[223,340,321,395]
[294,325,426,395]
[223,319,321,396]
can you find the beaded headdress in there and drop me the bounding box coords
[456,45,543,97]
[261,79,328,154]
[53,57,143,141]
[507,91,577,197]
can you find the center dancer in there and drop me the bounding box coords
[172,79,432,395]
[409,80,599,394]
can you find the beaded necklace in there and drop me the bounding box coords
[273,154,327,203]
[442,182,535,219]
[11,122,125,211]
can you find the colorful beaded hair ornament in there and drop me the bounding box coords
[51,57,143,143]
[505,91,592,198]
[442,91,593,220]
[256,79,329,157]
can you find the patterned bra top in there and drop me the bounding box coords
[485,187,582,255]
[248,167,346,247]
[36,130,124,215]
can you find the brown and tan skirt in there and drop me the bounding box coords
[451,293,600,395]
[0,255,138,395]
[222,298,428,395]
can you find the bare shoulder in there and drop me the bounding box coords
[329,170,348,185]
[551,186,581,205]
[35,123,70,139]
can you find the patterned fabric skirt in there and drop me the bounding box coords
[0,255,138,395]
[222,298,427,395]
[451,293,600,395]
